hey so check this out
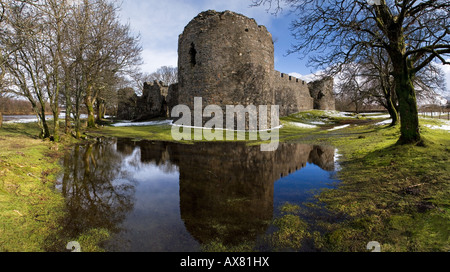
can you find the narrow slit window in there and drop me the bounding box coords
[189,43,197,67]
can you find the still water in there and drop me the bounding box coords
[56,138,340,252]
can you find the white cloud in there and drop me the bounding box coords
[141,49,178,75]
[437,60,450,96]
[288,71,328,83]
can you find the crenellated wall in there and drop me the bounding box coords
[272,71,314,117]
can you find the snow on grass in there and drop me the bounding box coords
[112,120,173,127]
[328,124,351,131]
[310,121,327,125]
[286,122,317,129]
[375,119,393,126]
[368,114,391,119]
[423,119,450,132]
[425,124,450,131]
[322,110,355,118]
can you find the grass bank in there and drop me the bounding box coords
[0,123,108,252]
[0,123,66,251]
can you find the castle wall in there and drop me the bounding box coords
[308,77,336,111]
[117,81,169,121]
[116,88,138,120]
[134,81,168,121]
[272,71,314,116]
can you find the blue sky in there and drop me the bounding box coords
[117,0,317,77]
[117,0,450,96]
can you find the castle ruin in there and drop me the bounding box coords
[117,10,335,122]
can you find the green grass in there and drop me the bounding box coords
[88,123,176,142]
[274,119,449,252]
[0,123,66,251]
[0,123,111,252]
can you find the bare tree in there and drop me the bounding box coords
[0,0,142,139]
[336,63,372,114]
[253,0,450,144]
[3,0,55,138]
[145,66,178,86]
[71,0,142,128]
[336,45,446,126]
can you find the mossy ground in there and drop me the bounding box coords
[311,122,450,252]
[0,122,110,252]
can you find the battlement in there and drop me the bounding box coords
[278,72,307,85]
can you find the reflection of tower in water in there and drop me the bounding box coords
[116,139,335,247]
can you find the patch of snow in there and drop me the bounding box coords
[323,110,355,118]
[286,122,317,129]
[112,120,173,127]
[328,124,351,131]
[368,114,391,119]
[4,113,88,124]
[375,119,393,126]
[425,124,450,131]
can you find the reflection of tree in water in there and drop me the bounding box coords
[46,138,135,251]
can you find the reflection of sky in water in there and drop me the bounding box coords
[274,163,338,208]
[106,149,199,252]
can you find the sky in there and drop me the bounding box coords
[117,0,316,77]
[117,0,450,98]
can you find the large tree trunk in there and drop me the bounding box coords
[0,112,3,128]
[96,98,106,122]
[389,45,421,144]
[394,71,421,144]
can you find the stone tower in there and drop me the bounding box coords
[177,10,276,112]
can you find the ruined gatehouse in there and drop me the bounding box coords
[117,10,335,122]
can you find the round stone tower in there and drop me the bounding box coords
[177,10,275,111]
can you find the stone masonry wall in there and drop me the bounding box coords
[272,71,314,116]
[308,77,335,111]
[117,81,168,121]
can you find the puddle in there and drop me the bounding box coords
[55,139,340,251]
